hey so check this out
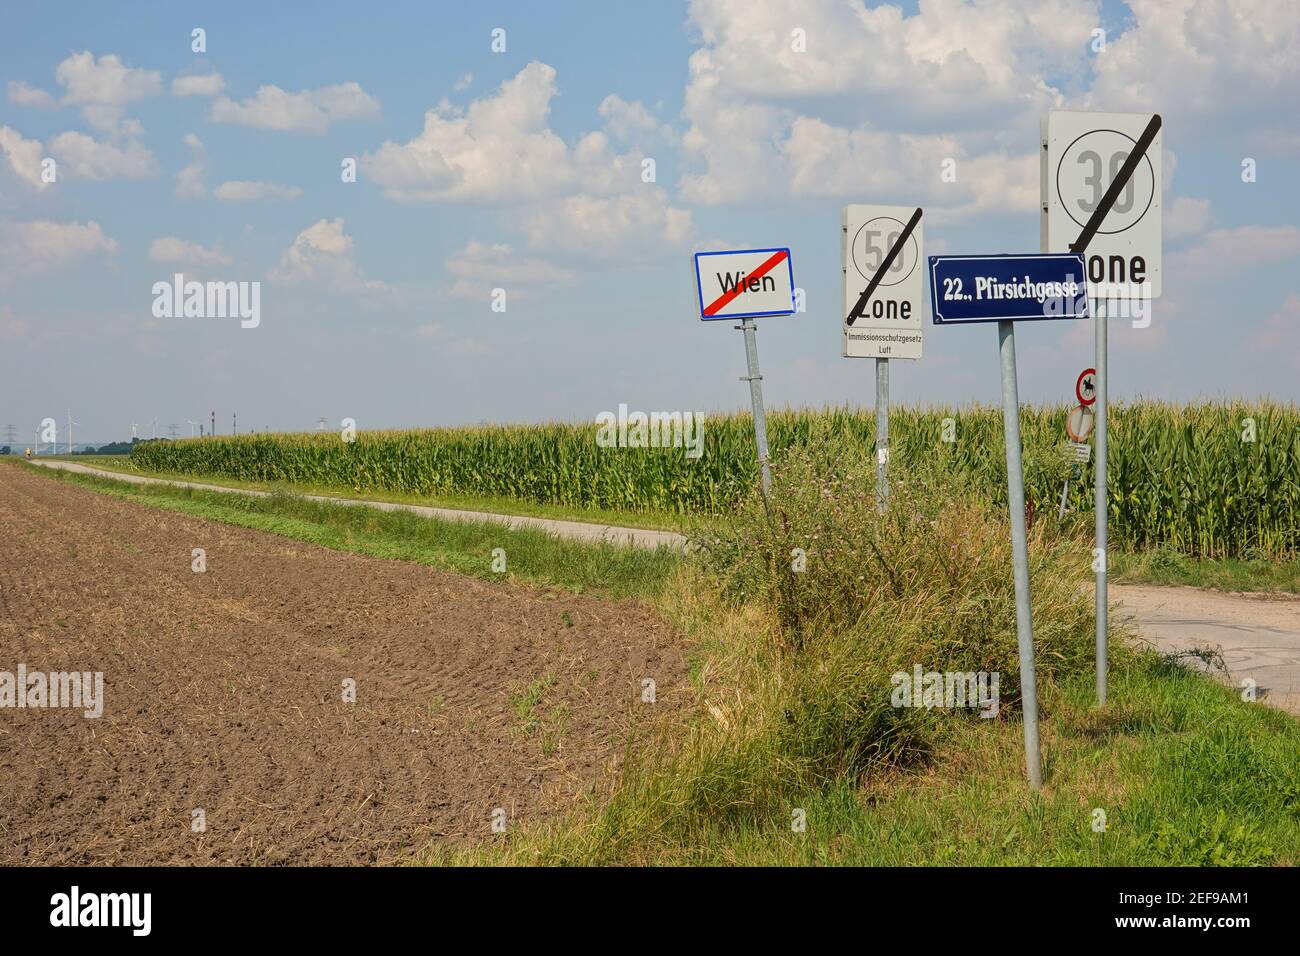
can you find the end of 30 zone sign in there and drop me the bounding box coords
[694,248,796,320]
[1043,110,1162,299]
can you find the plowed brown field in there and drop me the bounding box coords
[0,465,687,864]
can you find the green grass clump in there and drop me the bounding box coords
[441,449,1298,866]
[443,448,1124,864]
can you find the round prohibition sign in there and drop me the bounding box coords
[1076,367,1097,406]
[851,217,919,286]
[1056,129,1156,235]
[1066,404,1095,442]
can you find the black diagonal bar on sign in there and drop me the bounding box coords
[846,206,922,326]
[1069,113,1162,256]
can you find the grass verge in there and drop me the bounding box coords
[439,643,1299,865]
[1112,546,1300,593]
[21,461,676,600]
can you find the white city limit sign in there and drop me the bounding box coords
[842,204,924,359]
[1043,110,1162,299]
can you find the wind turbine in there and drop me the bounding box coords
[187,419,197,438]
[67,409,79,454]
[131,423,138,440]
[151,418,158,440]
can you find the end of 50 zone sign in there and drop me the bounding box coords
[842,204,924,359]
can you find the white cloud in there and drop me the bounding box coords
[521,189,695,260]
[363,62,658,206]
[210,82,380,133]
[677,0,1098,209]
[172,72,226,97]
[0,219,117,285]
[444,240,574,300]
[365,63,707,274]
[686,0,1091,116]
[364,62,573,201]
[598,94,676,143]
[453,73,473,92]
[174,133,207,199]
[6,81,56,109]
[213,180,303,202]
[148,237,233,267]
[269,218,387,294]
[774,117,1036,219]
[678,70,785,204]
[14,52,162,174]
[0,126,50,190]
[1083,0,1300,121]
[15,52,162,180]
[54,51,162,108]
[678,94,1037,215]
[1247,293,1300,370]
[1167,225,1300,280]
[47,129,157,180]
[77,107,148,138]
[680,0,1295,222]
[1165,196,1212,241]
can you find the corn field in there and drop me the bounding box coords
[130,401,1299,558]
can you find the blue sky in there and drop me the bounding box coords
[2,0,1297,444]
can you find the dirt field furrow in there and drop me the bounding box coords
[0,465,688,865]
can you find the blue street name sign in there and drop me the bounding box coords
[929,253,1089,324]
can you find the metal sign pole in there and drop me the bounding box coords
[875,357,889,511]
[1094,299,1108,706]
[1060,112,1159,708]
[738,317,772,495]
[997,321,1043,789]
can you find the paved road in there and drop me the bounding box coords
[1111,584,1300,715]
[27,461,1300,715]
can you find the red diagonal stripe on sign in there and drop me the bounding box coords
[703,249,789,317]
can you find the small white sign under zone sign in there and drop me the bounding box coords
[842,204,924,359]
[1042,110,1162,299]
